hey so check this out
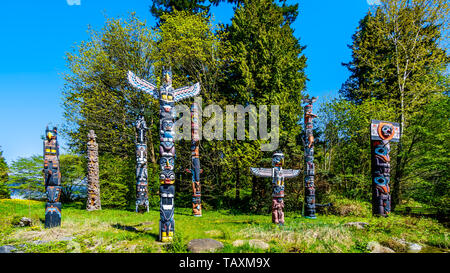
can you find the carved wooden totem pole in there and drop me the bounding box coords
[302,97,318,219]
[188,103,202,217]
[43,126,62,228]
[135,115,149,212]
[127,69,200,242]
[86,130,101,211]
[370,120,400,217]
[250,152,300,225]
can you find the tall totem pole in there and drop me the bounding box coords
[188,103,202,217]
[43,126,62,228]
[127,69,200,242]
[302,97,318,219]
[86,130,101,211]
[370,120,400,217]
[250,152,300,225]
[135,115,149,212]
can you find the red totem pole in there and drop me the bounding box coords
[187,103,202,216]
[370,120,400,217]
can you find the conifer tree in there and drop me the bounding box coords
[0,148,10,199]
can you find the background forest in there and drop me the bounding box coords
[1,0,448,221]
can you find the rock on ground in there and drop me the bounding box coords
[407,243,422,253]
[0,245,17,253]
[187,239,224,253]
[16,217,33,227]
[393,238,423,253]
[367,241,395,253]
[248,239,269,250]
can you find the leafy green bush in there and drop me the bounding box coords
[326,195,371,217]
[99,154,135,209]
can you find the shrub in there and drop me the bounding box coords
[99,154,135,209]
[326,195,371,217]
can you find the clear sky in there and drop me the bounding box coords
[0,0,376,164]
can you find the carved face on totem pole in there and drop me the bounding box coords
[160,170,175,184]
[46,126,58,141]
[272,152,285,167]
[160,156,175,170]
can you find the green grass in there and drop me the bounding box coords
[0,199,448,253]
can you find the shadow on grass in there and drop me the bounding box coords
[110,223,159,241]
[111,223,142,233]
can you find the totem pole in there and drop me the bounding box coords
[370,120,400,217]
[86,130,101,211]
[135,115,149,212]
[302,97,318,219]
[187,103,202,216]
[127,69,200,242]
[43,126,62,228]
[250,152,300,225]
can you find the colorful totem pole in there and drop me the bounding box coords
[135,115,149,212]
[86,130,101,211]
[127,69,200,242]
[250,152,300,225]
[188,103,202,217]
[370,120,400,217]
[43,126,62,228]
[302,97,318,219]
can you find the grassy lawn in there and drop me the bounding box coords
[0,199,448,253]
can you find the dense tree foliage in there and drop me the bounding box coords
[39,0,449,217]
[0,148,10,199]
[59,154,86,203]
[61,1,307,212]
[323,0,449,210]
[8,155,44,200]
[217,0,307,211]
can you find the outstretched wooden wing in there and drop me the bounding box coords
[127,71,158,99]
[174,82,200,102]
[250,167,273,178]
[280,169,300,178]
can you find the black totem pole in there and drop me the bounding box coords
[370,120,400,217]
[43,126,62,228]
[127,69,200,242]
[302,97,318,219]
[135,115,150,212]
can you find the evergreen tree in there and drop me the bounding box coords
[0,147,10,199]
[339,0,449,208]
[151,0,211,20]
[219,0,307,209]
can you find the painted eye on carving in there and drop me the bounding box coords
[162,94,168,100]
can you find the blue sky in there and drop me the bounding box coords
[0,0,375,164]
